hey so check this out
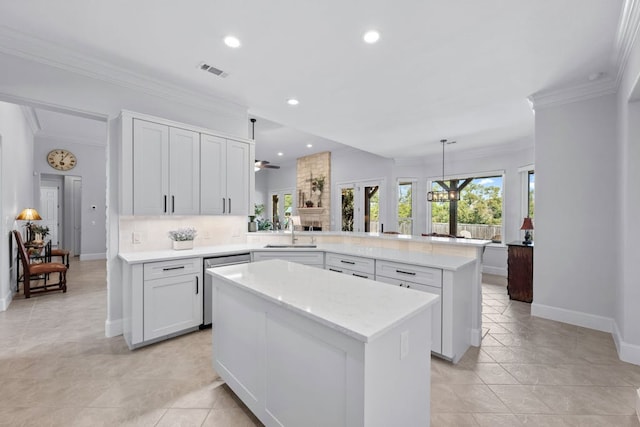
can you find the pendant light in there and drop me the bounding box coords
[427,139,460,202]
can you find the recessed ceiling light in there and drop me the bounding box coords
[287,98,299,106]
[306,144,313,148]
[224,36,241,48]
[363,30,380,44]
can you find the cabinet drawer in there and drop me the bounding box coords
[325,266,374,280]
[375,260,442,287]
[325,252,375,274]
[252,251,324,266]
[144,257,201,280]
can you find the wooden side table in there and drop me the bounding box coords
[507,241,533,303]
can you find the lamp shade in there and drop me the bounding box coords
[16,208,42,221]
[520,217,534,231]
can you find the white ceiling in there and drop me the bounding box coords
[0,1,625,159]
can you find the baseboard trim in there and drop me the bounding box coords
[481,266,506,276]
[0,289,13,311]
[80,253,107,261]
[613,322,640,366]
[105,318,123,337]
[470,328,482,347]
[531,302,614,333]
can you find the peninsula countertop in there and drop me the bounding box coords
[118,242,476,271]
[208,259,440,342]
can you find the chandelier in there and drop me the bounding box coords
[427,139,460,202]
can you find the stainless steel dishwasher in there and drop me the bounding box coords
[202,252,251,328]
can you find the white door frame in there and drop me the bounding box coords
[335,178,385,233]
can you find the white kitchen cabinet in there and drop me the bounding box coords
[200,134,251,216]
[252,250,324,267]
[376,259,474,363]
[122,257,202,349]
[132,119,200,215]
[118,110,254,216]
[325,252,375,279]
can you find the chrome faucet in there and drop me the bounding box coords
[289,218,298,244]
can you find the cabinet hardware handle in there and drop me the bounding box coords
[222,198,226,214]
[164,195,167,213]
[196,276,199,294]
[163,266,185,271]
[353,273,367,278]
[340,260,355,265]
[406,284,411,288]
[228,198,231,213]
[172,195,175,213]
[329,268,342,273]
[398,283,404,287]
[396,269,416,276]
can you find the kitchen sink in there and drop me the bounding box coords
[264,244,317,248]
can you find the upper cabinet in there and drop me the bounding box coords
[133,120,200,215]
[119,111,254,216]
[201,135,251,216]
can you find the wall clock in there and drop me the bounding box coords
[47,149,77,171]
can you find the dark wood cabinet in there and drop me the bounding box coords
[507,242,533,303]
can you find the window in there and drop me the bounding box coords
[430,174,503,241]
[398,181,414,234]
[338,180,382,233]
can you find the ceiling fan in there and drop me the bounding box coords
[255,160,280,170]
[251,118,281,170]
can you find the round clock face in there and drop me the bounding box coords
[47,149,77,171]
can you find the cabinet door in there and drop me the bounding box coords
[143,273,202,341]
[376,276,442,354]
[226,140,250,216]
[200,134,227,215]
[133,119,169,215]
[169,127,200,215]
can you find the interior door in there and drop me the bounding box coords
[40,186,59,247]
[338,180,382,233]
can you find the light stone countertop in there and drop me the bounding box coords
[118,242,476,271]
[208,259,440,343]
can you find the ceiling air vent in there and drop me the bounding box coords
[199,63,228,78]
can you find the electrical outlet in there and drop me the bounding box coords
[132,232,142,244]
[400,330,409,360]
[203,230,211,239]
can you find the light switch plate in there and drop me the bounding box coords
[132,232,142,244]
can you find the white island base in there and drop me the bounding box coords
[209,260,439,427]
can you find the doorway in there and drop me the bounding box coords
[337,179,383,233]
[40,174,82,255]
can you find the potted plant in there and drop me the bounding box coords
[168,226,197,250]
[29,224,50,244]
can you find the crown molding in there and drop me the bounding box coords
[530,0,639,110]
[614,0,640,86]
[528,77,618,110]
[19,105,41,134]
[0,25,246,116]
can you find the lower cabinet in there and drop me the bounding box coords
[324,252,375,279]
[123,257,202,349]
[375,260,444,355]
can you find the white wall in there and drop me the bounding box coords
[0,102,36,310]
[533,93,618,330]
[615,15,640,363]
[34,137,108,259]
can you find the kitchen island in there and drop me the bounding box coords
[208,259,439,427]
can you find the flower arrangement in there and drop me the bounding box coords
[29,224,50,238]
[168,227,197,241]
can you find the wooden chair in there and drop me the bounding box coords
[13,230,67,298]
[50,247,70,268]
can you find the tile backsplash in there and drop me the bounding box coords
[119,215,248,252]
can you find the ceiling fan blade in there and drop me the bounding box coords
[264,164,281,169]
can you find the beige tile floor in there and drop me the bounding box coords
[0,260,638,426]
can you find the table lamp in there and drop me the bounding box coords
[520,217,534,245]
[16,208,42,243]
